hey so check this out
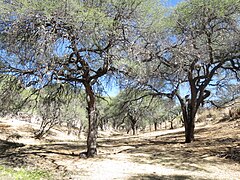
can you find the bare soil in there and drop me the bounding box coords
[0,117,239,180]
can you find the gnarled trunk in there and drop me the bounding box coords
[129,112,137,135]
[84,82,98,157]
[184,115,195,143]
[182,103,196,143]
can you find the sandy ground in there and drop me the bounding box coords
[0,117,239,180]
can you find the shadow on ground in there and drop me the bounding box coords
[128,174,206,180]
[0,139,25,154]
[0,139,85,168]
[98,122,240,172]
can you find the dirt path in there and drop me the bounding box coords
[61,153,239,180]
[0,118,239,179]
[57,128,240,180]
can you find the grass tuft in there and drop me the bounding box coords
[0,165,51,180]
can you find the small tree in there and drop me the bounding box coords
[35,96,61,139]
[34,84,65,139]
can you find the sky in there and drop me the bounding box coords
[164,0,184,7]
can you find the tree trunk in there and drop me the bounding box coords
[184,115,195,143]
[132,125,136,135]
[131,119,137,135]
[84,82,98,157]
[154,122,157,131]
[177,90,198,143]
[182,103,196,143]
[127,127,130,134]
[113,119,117,130]
[99,118,104,131]
[67,121,72,135]
[170,121,173,129]
[128,112,137,135]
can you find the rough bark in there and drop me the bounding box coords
[184,115,195,143]
[181,98,197,143]
[84,82,98,157]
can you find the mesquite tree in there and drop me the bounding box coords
[169,0,240,142]
[121,0,239,143]
[0,0,161,156]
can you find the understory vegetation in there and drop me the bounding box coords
[0,165,51,180]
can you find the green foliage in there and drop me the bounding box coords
[106,88,173,131]
[139,0,171,33]
[0,0,167,95]
[1,0,66,16]
[60,92,88,131]
[174,0,240,30]
[0,165,51,180]
[0,75,26,116]
[177,0,240,15]
[33,84,88,138]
